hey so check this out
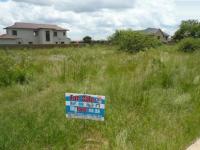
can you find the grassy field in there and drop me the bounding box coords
[0,45,200,150]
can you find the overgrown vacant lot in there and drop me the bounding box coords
[0,45,200,150]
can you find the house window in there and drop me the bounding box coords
[61,42,65,44]
[54,32,57,37]
[29,42,33,45]
[18,42,21,45]
[33,31,38,36]
[55,42,58,44]
[12,30,17,36]
[63,31,66,36]
[46,31,50,42]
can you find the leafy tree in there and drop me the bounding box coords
[83,36,92,43]
[109,29,161,52]
[173,20,200,41]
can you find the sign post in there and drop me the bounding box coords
[65,93,105,121]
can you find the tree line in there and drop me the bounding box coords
[81,19,200,52]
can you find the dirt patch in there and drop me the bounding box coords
[187,139,200,150]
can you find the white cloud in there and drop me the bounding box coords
[13,0,135,12]
[0,0,199,40]
[12,0,54,6]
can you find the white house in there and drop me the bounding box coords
[0,22,70,45]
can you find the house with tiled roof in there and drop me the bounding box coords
[0,22,70,45]
[141,28,170,43]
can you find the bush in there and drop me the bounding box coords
[178,38,200,52]
[109,29,162,52]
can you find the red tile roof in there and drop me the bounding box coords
[0,34,18,39]
[5,22,68,31]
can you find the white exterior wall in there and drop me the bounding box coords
[0,39,17,44]
[40,30,70,44]
[5,28,70,45]
[7,29,39,44]
[38,29,54,44]
[53,31,70,44]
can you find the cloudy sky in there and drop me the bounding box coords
[0,0,199,40]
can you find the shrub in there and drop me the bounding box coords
[178,38,200,52]
[109,29,162,52]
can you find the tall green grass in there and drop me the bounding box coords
[0,45,200,149]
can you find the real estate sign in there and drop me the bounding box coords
[65,93,105,121]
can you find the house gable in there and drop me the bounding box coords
[141,28,169,43]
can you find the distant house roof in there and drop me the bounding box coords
[143,28,160,34]
[0,34,18,39]
[142,28,169,37]
[5,22,69,31]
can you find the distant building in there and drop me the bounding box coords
[0,22,70,45]
[141,28,170,43]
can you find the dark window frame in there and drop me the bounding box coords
[12,30,17,36]
[63,31,66,36]
[54,32,57,37]
[46,31,50,42]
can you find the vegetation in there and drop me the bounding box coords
[173,20,200,41]
[109,29,161,52]
[1,45,200,149]
[178,38,200,52]
[0,52,34,87]
[83,36,92,43]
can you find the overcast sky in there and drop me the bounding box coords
[0,0,199,40]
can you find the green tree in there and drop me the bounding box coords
[173,20,200,41]
[83,36,92,43]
